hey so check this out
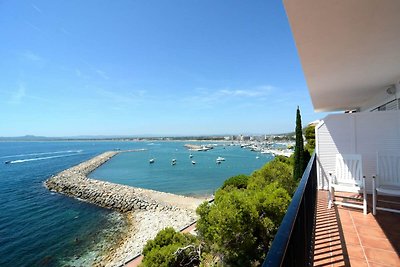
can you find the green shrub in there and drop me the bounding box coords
[249,157,296,195]
[140,227,200,267]
[142,147,296,266]
[304,124,316,154]
[196,183,290,266]
[221,174,249,190]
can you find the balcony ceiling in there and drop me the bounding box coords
[283,0,400,112]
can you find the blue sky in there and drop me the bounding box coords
[0,1,326,137]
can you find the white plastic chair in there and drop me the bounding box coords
[328,154,367,214]
[373,152,400,215]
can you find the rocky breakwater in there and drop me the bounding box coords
[45,151,203,212]
[45,151,205,266]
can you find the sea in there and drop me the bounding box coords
[0,141,273,266]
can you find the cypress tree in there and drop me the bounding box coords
[293,106,305,181]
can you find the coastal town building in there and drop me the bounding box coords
[265,1,400,266]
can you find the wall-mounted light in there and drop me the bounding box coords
[386,85,396,95]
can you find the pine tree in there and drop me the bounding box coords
[293,106,305,181]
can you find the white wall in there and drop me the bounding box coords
[316,110,400,192]
[360,82,400,112]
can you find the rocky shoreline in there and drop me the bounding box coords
[96,209,198,267]
[44,150,205,266]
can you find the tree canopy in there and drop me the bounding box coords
[140,227,201,267]
[221,174,249,190]
[141,148,296,266]
[293,106,305,181]
[197,182,290,266]
[304,124,316,154]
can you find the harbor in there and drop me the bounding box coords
[45,149,205,266]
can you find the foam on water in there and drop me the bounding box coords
[9,153,84,164]
[0,141,272,266]
[0,150,83,159]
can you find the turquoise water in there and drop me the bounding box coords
[91,142,273,196]
[0,141,272,266]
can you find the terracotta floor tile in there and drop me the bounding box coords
[348,257,369,267]
[341,224,357,235]
[315,239,336,249]
[315,223,337,230]
[315,230,334,237]
[331,263,346,267]
[329,242,343,251]
[314,253,334,261]
[330,250,345,259]
[315,220,336,227]
[317,227,338,235]
[368,262,399,267]
[345,244,365,260]
[342,232,360,246]
[364,247,400,266]
[350,210,373,218]
[313,191,400,267]
[351,216,381,228]
[331,255,346,267]
[356,225,387,239]
[314,245,333,256]
[318,222,339,229]
[315,233,333,242]
[329,238,342,246]
[359,235,395,251]
[313,257,333,266]
[337,216,352,225]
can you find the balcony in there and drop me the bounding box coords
[314,191,399,266]
[264,154,400,266]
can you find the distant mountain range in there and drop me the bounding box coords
[0,135,135,141]
[0,132,295,141]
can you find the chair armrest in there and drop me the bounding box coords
[329,172,336,184]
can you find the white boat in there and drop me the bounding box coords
[189,154,193,158]
[256,156,260,159]
[172,158,176,162]
[191,160,196,165]
[149,158,155,164]
[216,160,221,164]
[216,157,225,161]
